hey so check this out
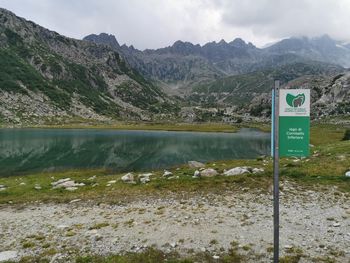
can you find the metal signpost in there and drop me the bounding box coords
[271,82,310,263]
[272,81,280,263]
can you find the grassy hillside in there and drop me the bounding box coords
[0,9,178,124]
[189,62,343,107]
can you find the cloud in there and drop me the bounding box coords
[214,0,350,41]
[0,0,349,50]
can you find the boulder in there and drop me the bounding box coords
[0,251,18,262]
[200,168,218,177]
[188,161,205,168]
[224,167,250,176]
[345,171,350,177]
[138,173,152,184]
[163,170,173,177]
[121,173,135,183]
[51,179,85,190]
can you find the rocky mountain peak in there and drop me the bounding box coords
[218,39,227,45]
[84,33,120,49]
[230,38,246,48]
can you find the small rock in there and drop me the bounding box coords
[121,173,135,183]
[0,251,18,261]
[188,161,205,168]
[170,242,177,248]
[200,168,218,177]
[140,177,150,184]
[88,175,96,180]
[107,180,117,184]
[19,182,26,186]
[51,178,71,186]
[34,185,42,190]
[213,255,220,259]
[345,171,350,177]
[163,170,173,177]
[69,199,81,203]
[252,168,264,174]
[193,170,201,178]
[333,222,340,227]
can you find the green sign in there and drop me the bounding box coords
[279,89,310,157]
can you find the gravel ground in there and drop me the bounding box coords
[0,181,349,262]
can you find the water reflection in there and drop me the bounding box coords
[0,129,270,176]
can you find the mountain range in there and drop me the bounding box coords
[0,8,349,124]
[84,33,350,92]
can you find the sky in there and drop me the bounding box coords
[0,0,350,50]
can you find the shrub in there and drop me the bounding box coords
[343,129,350,141]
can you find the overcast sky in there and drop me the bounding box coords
[0,0,349,50]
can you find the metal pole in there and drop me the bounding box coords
[273,80,280,263]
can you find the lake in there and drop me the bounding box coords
[0,128,270,176]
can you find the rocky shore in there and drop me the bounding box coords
[0,180,349,262]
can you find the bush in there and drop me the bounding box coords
[343,129,350,141]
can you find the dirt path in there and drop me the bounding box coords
[0,181,349,262]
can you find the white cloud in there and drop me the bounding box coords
[0,0,349,49]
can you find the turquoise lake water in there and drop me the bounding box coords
[0,128,270,176]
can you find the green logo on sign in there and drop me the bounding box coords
[286,93,305,108]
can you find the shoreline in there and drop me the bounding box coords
[0,122,272,133]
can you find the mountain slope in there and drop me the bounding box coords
[0,8,177,125]
[187,61,344,107]
[265,35,350,68]
[247,71,350,119]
